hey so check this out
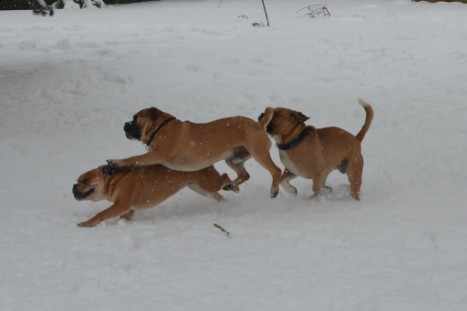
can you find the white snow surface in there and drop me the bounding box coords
[1,0,467,310]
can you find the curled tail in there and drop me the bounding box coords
[356,98,374,142]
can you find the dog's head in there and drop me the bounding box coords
[123,107,174,144]
[258,107,309,140]
[72,168,107,202]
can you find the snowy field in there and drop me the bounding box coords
[1,0,467,310]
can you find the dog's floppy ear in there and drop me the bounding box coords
[293,111,310,123]
[148,107,159,120]
[258,108,274,129]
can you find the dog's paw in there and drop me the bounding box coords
[280,182,297,196]
[78,221,95,228]
[106,159,118,166]
[223,182,240,193]
[222,183,235,191]
[270,190,279,199]
[99,160,122,175]
[120,210,135,221]
[99,164,117,175]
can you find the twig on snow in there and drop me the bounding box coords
[297,4,331,19]
[214,223,231,238]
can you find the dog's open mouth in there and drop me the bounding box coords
[72,184,95,200]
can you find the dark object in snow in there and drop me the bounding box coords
[0,0,159,16]
[0,0,30,10]
[103,0,160,4]
[30,0,63,16]
[214,224,231,238]
[30,0,101,16]
[297,4,331,19]
[412,0,467,3]
[252,22,266,28]
[261,0,270,27]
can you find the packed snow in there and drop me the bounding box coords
[1,0,467,310]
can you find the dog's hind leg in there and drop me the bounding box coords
[224,146,251,192]
[188,183,225,202]
[280,169,298,196]
[225,158,250,193]
[120,210,135,221]
[347,154,364,201]
[322,176,333,194]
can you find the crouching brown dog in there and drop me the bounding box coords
[104,107,282,198]
[73,165,233,227]
[258,99,374,200]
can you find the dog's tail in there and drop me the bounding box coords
[356,98,374,142]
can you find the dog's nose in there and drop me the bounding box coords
[258,112,265,121]
[72,184,79,195]
[124,122,132,133]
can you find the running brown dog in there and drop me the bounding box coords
[104,108,282,198]
[73,165,232,227]
[258,99,374,200]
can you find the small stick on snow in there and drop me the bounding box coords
[214,223,231,238]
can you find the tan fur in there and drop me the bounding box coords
[259,99,374,200]
[109,108,282,198]
[72,165,232,227]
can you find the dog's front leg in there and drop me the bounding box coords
[107,151,171,170]
[78,202,131,227]
[280,169,298,196]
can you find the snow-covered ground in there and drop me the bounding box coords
[1,0,467,310]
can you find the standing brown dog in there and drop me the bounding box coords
[73,165,232,227]
[258,99,374,200]
[104,108,282,198]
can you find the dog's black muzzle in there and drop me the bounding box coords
[258,112,265,122]
[258,112,273,134]
[72,184,94,200]
[124,121,141,140]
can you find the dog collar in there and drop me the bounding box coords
[146,116,176,147]
[276,128,309,150]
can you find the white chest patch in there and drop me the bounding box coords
[279,151,303,177]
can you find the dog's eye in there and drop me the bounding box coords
[132,115,138,123]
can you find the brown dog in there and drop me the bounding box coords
[104,108,282,198]
[258,99,374,200]
[72,165,232,227]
